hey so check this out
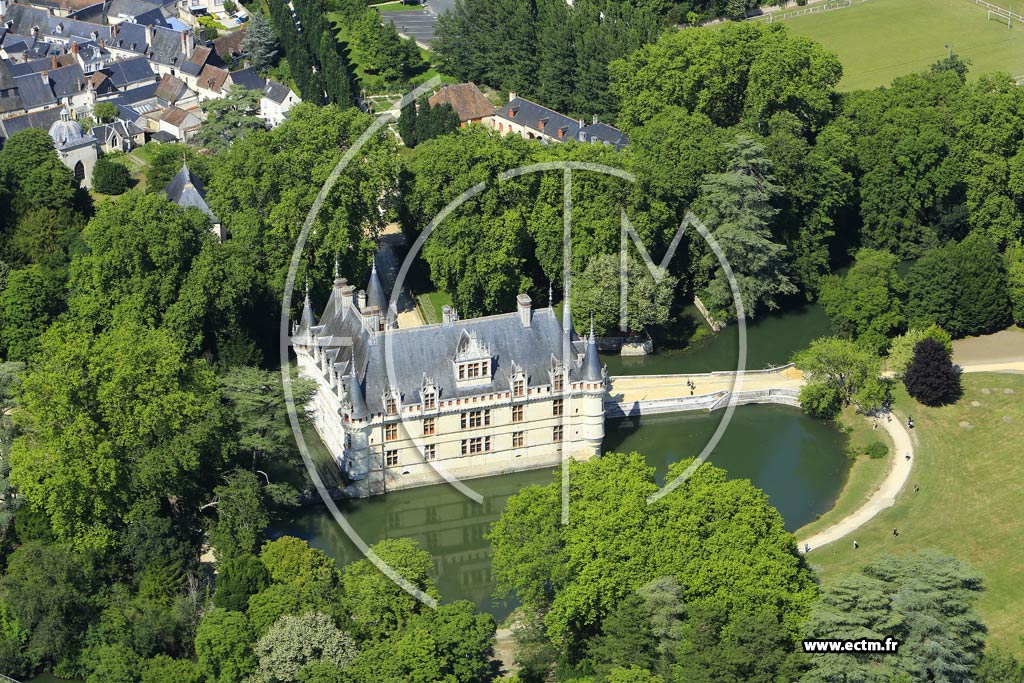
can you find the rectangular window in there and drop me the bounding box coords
[424,392,436,410]
[512,404,524,423]
[513,378,525,397]
[385,450,398,467]
[513,431,524,448]
[462,409,489,429]
[553,425,563,442]
[461,437,491,455]
[385,423,398,441]
[553,399,563,417]
[424,444,436,461]
[385,396,397,416]
[482,360,490,377]
[458,364,466,380]
[423,418,435,436]
[553,373,564,392]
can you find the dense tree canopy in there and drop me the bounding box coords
[819,248,907,353]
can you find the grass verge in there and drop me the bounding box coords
[417,290,452,325]
[807,373,1024,652]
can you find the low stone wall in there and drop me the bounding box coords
[606,388,801,418]
[596,332,654,356]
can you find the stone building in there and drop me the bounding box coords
[48,110,97,186]
[293,265,607,497]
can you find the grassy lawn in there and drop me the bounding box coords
[417,290,452,324]
[795,404,894,539]
[782,0,1024,90]
[807,373,1024,652]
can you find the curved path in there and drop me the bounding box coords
[797,414,914,553]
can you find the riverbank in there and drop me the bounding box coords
[807,372,1024,652]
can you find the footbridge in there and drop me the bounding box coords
[605,364,805,418]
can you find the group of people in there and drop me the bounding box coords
[687,379,697,396]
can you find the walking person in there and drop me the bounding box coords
[893,528,899,537]
[854,540,859,549]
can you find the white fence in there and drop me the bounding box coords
[748,0,871,23]
[609,362,796,382]
[974,0,1024,24]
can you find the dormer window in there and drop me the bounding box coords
[553,373,564,392]
[538,117,548,130]
[509,362,526,398]
[422,377,438,411]
[452,330,492,386]
[382,389,399,416]
[509,106,519,118]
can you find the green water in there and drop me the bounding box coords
[271,302,845,620]
[272,405,847,621]
[605,302,831,375]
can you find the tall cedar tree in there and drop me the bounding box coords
[956,232,1011,336]
[398,96,418,147]
[904,337,961,406]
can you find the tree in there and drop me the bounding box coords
[214,554,271,612]
[345,600,495,683]
[904,337,961,406]
[975,649,1024,683]
[571,253,678,336]
[398,95,419,147]
[9,320,227,551]
[259,536,339,596]
[209,470,270,561]
[905,243,962,335]
[793,337,886,418]
[141,655,206,683]
[252,612,357,683]
[1007,241,1024,325]
[931,52,970,81]
[242,12,280,73]
[0,264,64,361]
[587,592,659,677]
[85,644,141,683]
[490,453,816,660]
[955,231,1011,336]
[694,135,796,319]
[92,156,131,194]
[802,552,985,683]
[819,249,907,353]
[341,537,440,642]
[94,101,119,123]
[416,101,460,145]
[887,325,952,378]
[194,86,266,153]
[68,190,212,330]
[195,609,257,683]
[0,542,93,671]
[0,129,76,211]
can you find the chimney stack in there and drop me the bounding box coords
[145,24,154,48]
[442,305,456,326]
[593,113,599,124]
[508,90,517,103]
[40,70,48,85]
[357,290,367,311]
[51,55,58,69]
[517,294,532,328]
[111,23,118,37]
[71,41,78,55]
[98,38,104,48]
[340,284,355,319]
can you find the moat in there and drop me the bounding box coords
[271,303,845,620]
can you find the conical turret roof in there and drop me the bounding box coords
[366,260,386,311]
[581,320,602,381]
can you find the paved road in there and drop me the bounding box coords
[380,7,439,46]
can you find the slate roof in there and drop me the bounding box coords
[0,105,62,139]
[262,79,291,104]
[7,54,74,76]
[164,163,218,222]
[579,121,628,149]
[0,58,19,90]
[107,0,165,21]
[13,72,55,109]
[428,82,494,122]
[303,281,594,414]
[106,79,159,107]
[47,62,86,99]
[227,66,263,91]
[160,105,200,129]
[149,25,187,66]
[2,39,31,56]
[105,56,155,88]
[91,117,143,145]
[495,96,582,142]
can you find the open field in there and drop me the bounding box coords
[783,0,1024,90]
[794,404,894,539]
[808,373,1024,652]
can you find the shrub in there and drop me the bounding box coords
[91,156,131,194]
[904,338,962,406]
[865,441,889,459]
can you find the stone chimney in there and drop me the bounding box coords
[593,114,599,124]
[71,41,78,55]
[40,70,48,85]
[340,284,355,319]
[357,290,367,311]
[517,294,532,327]
[111,23,118,37]
[98,38,104,49]
[145,24,154,48]
[51,55,58,70]
[508,90,517,103]
[182,29,193,59]
[442,305,456,326]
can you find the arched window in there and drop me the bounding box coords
[73,161,85,183]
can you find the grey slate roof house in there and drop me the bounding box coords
[489,93,629,150]
[292,269,607,496]
[163,163,224,240]
[104,55,156,89]
[91,117,144,151]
